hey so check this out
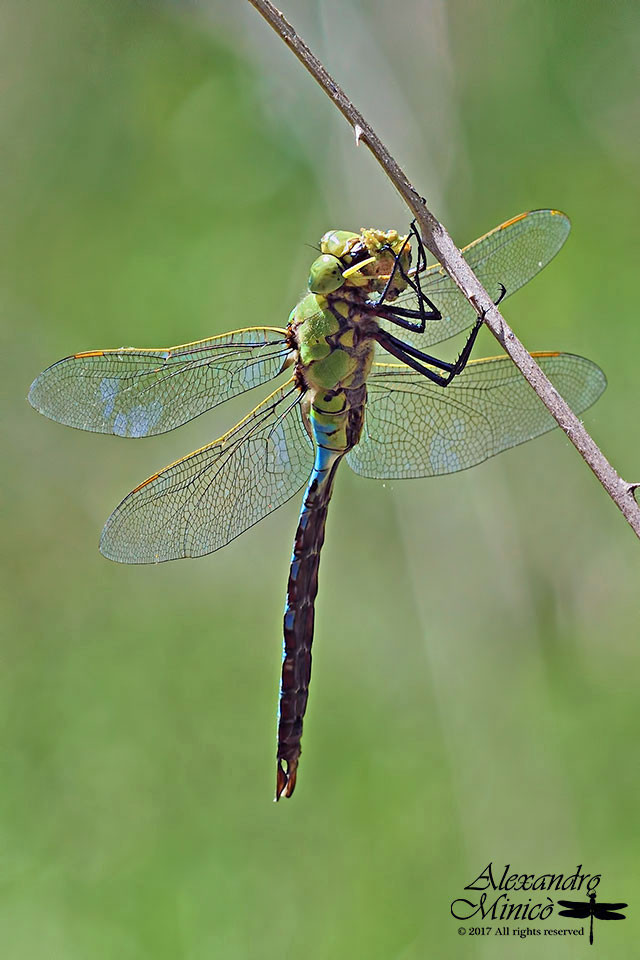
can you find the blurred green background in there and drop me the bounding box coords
[2,0,639,956]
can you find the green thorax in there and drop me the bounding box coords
[288,226,411,458]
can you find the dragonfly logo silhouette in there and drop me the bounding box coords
[557,890,628,946]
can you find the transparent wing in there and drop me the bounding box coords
[100,380,313,562]
[377,209,571,351]
[29,326,291,437]
[347,353,606,479]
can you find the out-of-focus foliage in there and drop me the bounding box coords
[2,0,639,956]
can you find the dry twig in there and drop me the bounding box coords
[248,0,640,538]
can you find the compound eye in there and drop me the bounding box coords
[308,254,345,294]
[320,230,358,258]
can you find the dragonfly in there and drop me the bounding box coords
[29,209,606,799]
[557,891,628,945]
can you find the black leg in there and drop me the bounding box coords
[370,218,507,345]
[377,329,459,373]
[386,275,505,329]
[390,225,441,332]
[370,303,435,329]
[369,292,442,334]
[403,220,432,316]
[372,224,442,335]
[375,235,409,306]
[401,223,507,333]
[374,284,508,387]
[375,321,482,384]
[373,329,454,386]
[376,224,431,308]
[494,282,507,306]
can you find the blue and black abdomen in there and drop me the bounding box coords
[275,386,366,799]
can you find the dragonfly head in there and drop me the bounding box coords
[308,228,411,298]
[308,253,346,295]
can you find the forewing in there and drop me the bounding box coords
[377,209,571,351]
[29,326,290,436]
[594,903,628,917]
[100,381,313,562]
[557,905,591,918]
[347,353,606,479]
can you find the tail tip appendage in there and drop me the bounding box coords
[275,759,298,801]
